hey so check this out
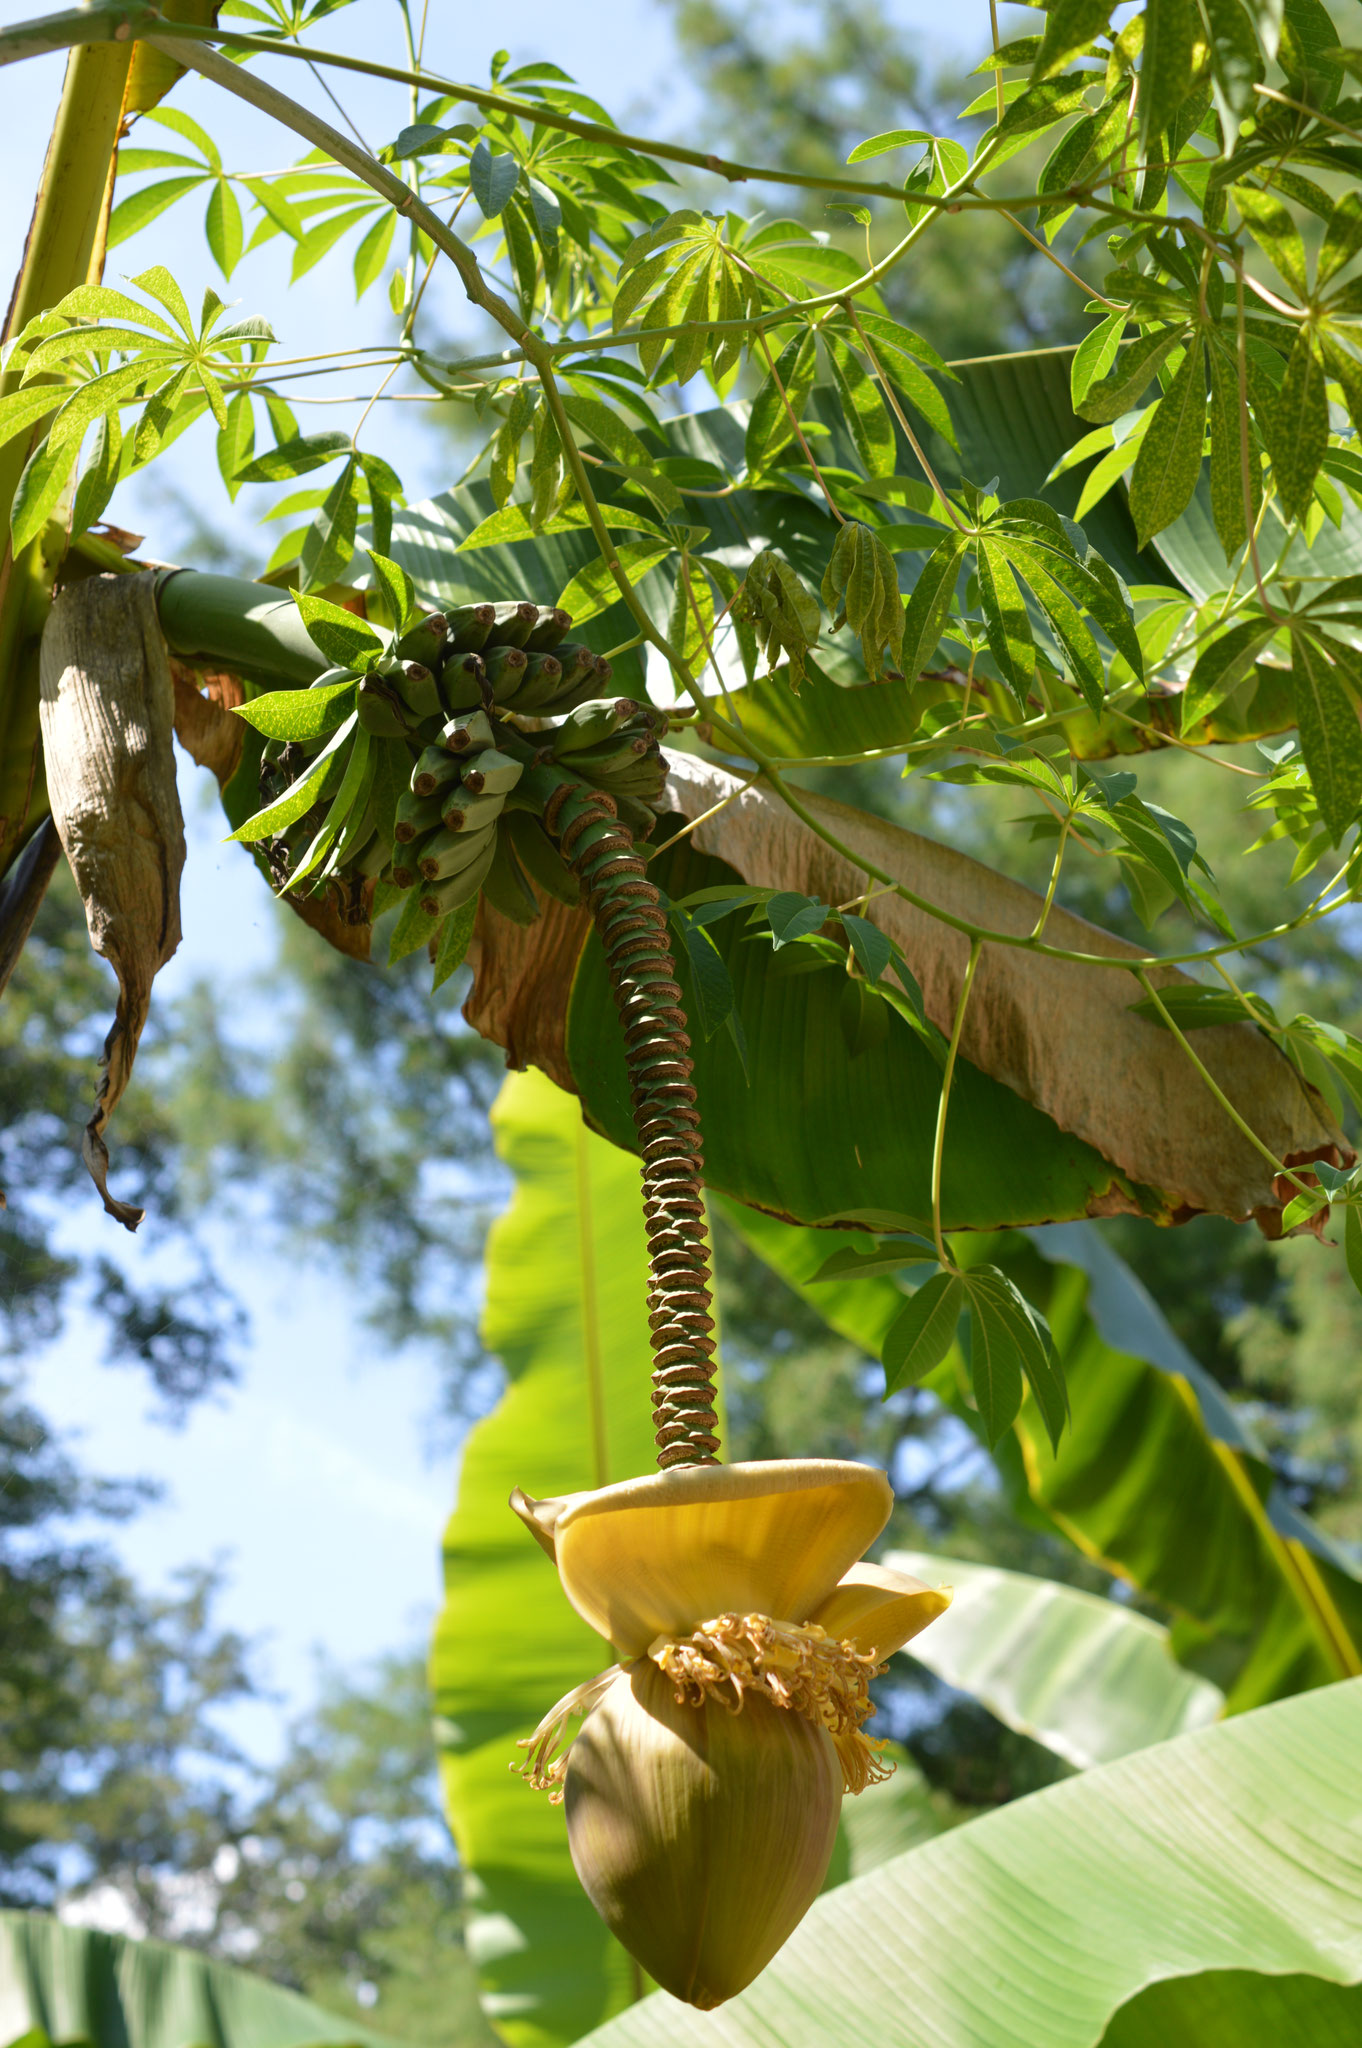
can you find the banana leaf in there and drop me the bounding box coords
[819,1743,967,1893]
[569,1676,1362,2048]
[885,1551,1223,1769]
[0,1911,410,2048]
[719,1200,1362,1710]
[1154,475,1362,605]
[429,1070,661,2048]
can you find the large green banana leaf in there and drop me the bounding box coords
[429,1070,660,2048]
[719,1200,1362,1709]
[570,1675,1362,2048]
[820,1744,965,1891]
[886,1551,1223,1769]
[558,825,1334,1233]
[1154,474,1362,604]
[566,833,1155,1233]
[0,1912,409,2048]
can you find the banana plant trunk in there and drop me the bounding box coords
[0,33,134,980]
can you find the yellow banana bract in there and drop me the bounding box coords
[508,1459,952,2008]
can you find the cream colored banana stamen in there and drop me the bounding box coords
[518,1612,892,1802]
[651,1612,892,1796]
[515,1665,622,1802]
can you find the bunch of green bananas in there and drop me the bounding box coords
[245,597,667,940]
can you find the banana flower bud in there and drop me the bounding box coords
[509,1460,950,2009]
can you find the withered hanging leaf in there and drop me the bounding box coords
[820,521,905,681]
[731,550,821,690]
[170,659,245,785]
[38,573,186,1229]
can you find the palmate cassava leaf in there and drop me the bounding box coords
[722,1202,1362,1714]
[573,1678,1362,2048]
[0,1910,430,2048]
[429,1071,662,2048]
[1290,628,1362,843]
[886,1551,1224,1769]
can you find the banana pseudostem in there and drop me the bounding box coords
[544,778,719,1470]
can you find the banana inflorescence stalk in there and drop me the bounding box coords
[541,775,719,1469]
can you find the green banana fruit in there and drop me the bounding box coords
[411,744,465,798]
[482,643,528,703]
[551,696,640,756]
[352,827,391,878]
[395,786,447,844]
[439,787,507,836]
[460,748,523,797]
[445,603,496,652]
[503,649,563,711]
[555,663,616,712]
[552,644,605,695]
[504,809,580,906]
[439,708,496,754]
[560,733,655,774]
[524,605,573,652]
[484,599,539,648]
[611,792,662,838]
[356,675,413,737]
[390,850,422,890]
[441,651,488,711]
[481,824,540,925]
[417,819,500,881]
[419,831,497,917]
[394,612,449,667]
[395,661,444,721]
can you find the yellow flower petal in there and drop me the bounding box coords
[508,1484,594,1560]
[552,1460,893,1658]
[809,1560,952,1659]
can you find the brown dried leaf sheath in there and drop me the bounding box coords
[170,658,373,964]
[465,751,1345,1228]
[39,573,186,1228]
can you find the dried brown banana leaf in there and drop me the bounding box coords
[38,572,185,1228]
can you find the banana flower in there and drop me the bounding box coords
[510,1459,950,2010]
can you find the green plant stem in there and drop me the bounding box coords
[1029,817,1071,942]
[754,327,843,523]
[1134,968,1311,1193]
[931,938,982,1266]
[3,7,957,205]
[840,300,964,527]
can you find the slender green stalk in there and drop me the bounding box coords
[1134,968,1311,1192]
[931,939,982,1266]
[0,8,949,204]
[754,327,843,523]
[841,300,964,526]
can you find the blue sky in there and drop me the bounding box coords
[3,0,1013,1757]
